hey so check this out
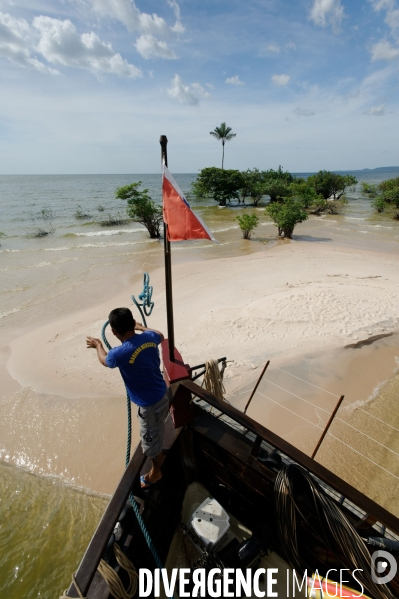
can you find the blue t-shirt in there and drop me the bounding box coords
[105,331,167,407]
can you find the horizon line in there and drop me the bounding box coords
[1,166,399,176]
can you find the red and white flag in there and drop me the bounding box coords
[162,165,217,242]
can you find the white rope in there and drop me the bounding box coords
[272,366,399,432]
[59,574,87,599]
[256,391,399,482]
[60,545,138,599]
[327,433,399,482]
[263,378,331,414]
[271,366,338,396]
[97,543,138,599]
[357,408,399,434]
[335,418,399,459]
[257,391,324,427]
[263,379,399,458]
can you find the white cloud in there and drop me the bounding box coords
[167,0,182,21]
[294,106,315,116]
[138,12,183,37]
[0,12,59,73]
[309,0,345,31]
[91,0,184,60]
[369,0,399,33]
[364,103,386,115]
[272,73,290,86]
[385,7,399,29]
[135,33,177,59]
[33,16,142,77]
[91,0,140,32]
[370,0,395,11]
[225,75,244,85]
[167,74,210,105]
[266,43,280,53]
[28,56,60,74]
[371,39,399,60]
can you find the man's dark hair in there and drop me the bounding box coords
[109,307,135,335]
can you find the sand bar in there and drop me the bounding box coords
[2,239,399,503]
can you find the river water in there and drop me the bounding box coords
[0,170,398,598]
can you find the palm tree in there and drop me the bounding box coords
[210,122,236,169]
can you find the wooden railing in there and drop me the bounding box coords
[65,378,399,597]
[177,379,399,536]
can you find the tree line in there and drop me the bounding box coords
[362,177,399,219]
[191,167,357,238]
[114,169,357,241]
[191,166,357,208]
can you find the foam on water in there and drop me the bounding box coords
[74,227,145,236]
[0,307,21,319]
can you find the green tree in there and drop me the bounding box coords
[236,213,259,239]
[361,181,378,195]
[238,172,252,204]
[289,179,321,210]
[265,198,308,239]
[115,182,163,238]
[371,197,386,213]
[307,171,357,199]
[382,187,399,208]
[191,167,243,206]
[379,176,399,194]
[210,122,236,169]
[240,169,267,206]
[262,166,294,202]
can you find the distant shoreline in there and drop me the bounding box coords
[1,166,399,176]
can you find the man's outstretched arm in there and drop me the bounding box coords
[86,337,108,366]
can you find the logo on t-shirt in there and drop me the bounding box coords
[129,342,157,364]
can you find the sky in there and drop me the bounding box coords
[1,0,399,173]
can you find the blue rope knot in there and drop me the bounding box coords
[132,272,154,327]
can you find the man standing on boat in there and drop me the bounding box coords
[86,307,169,489]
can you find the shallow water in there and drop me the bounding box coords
[0,462,107,599]
[227,339,399,515]
[0,170,399,595]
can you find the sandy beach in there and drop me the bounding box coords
[2,238,399,508]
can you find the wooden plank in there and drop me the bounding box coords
[178,380,399,535]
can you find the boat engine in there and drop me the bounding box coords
[181,496,267,593]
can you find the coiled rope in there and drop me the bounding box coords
[60,544,138,599]
[202,359,225,401]
[97,543,139,599]
[274,464,394,599]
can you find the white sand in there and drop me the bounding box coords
[7,240,399,398]
[3,240,399,497]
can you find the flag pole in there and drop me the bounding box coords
[160,135,175,362]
